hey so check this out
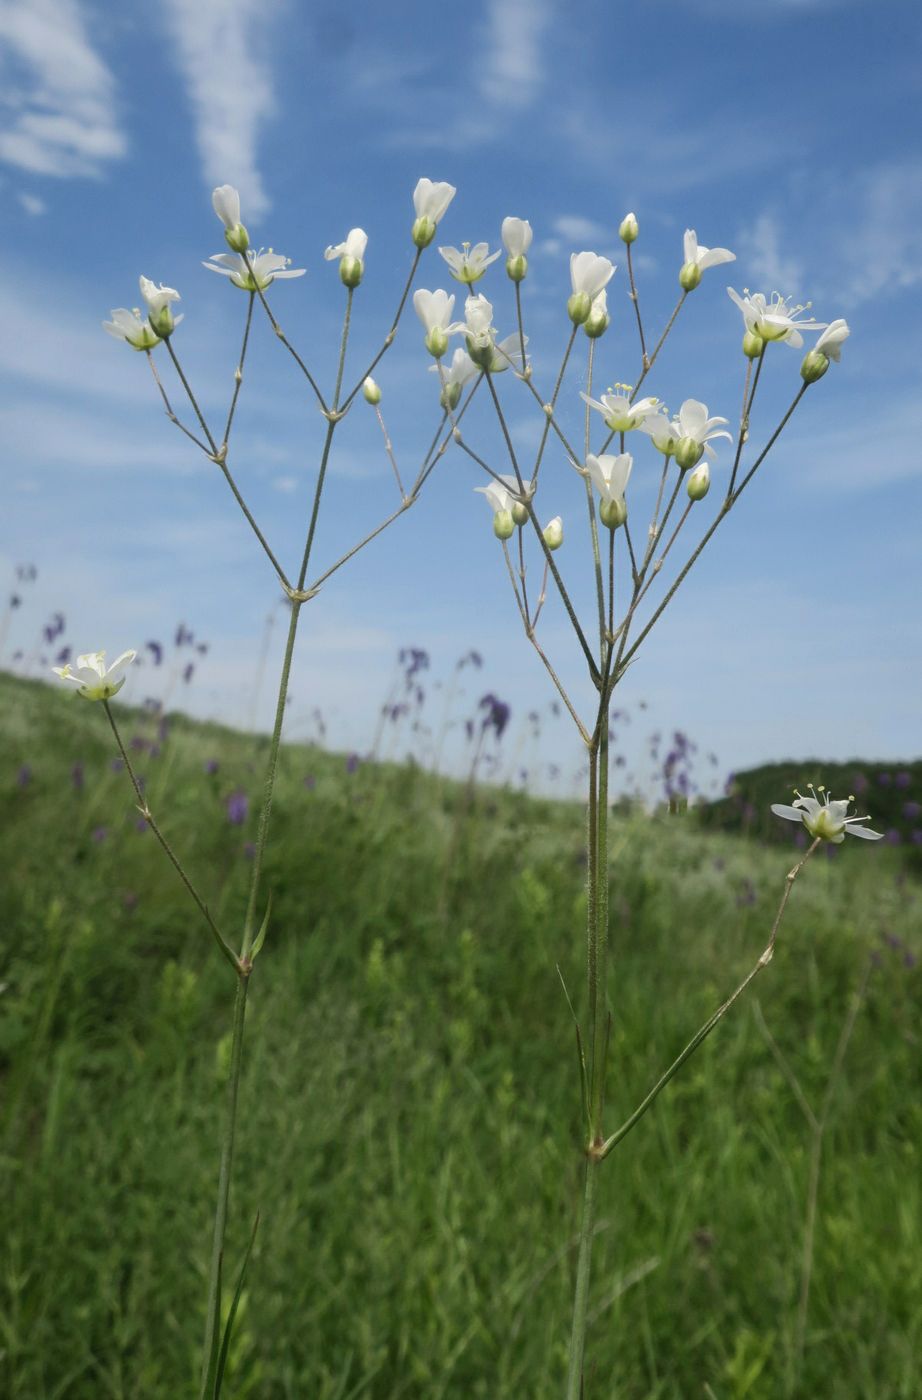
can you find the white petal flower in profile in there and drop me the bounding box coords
[570,251,615,301]
[139,276,182,338]
[502,217,533,258]
[475,479,515,514]
[412,178,457,247]
[439,241,502,285]
[727,288,826,349]
[430,346,479,408]
[103,307,161,351]
[212,184,249,252]
[414,288,456,333]
[674,399,732,456]
[53,648,137,701]
[771,785,883,844]
[324,228,368,263]
[587,451,633,504]
[640,409,681,457]
[679,229,735,289]
[487,331,529,375]
[581,386,660,433]
[814,318,850,361]
[203,248,306,291]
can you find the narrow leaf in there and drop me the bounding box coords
[213,1210,260,1398]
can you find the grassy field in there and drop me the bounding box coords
[1,670,919,1398]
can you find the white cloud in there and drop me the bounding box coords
[18,191,46,215]
[478,0,551,109]
[160,0,285,221]
[0,0,125,177]
[736,212,804,294]
[836,161,922,306]
[551,214,610,245]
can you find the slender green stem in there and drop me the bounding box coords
[146,351,211,454]
[222,292,255,446]
[584,341,606,646]
[565,1155,598,1400]
[514,280,527,374]
[244,256,328,413]
[631,292,686,401]
[626,243,648,368]
[102,702,237,971]
[165,340,218,455]
[215,460,292,590]
[199,971,250,1397]
[340,249,422,412]
[727,347,765,498]
[598,839,821,1160]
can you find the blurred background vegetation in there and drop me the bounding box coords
[1,666,919,1399]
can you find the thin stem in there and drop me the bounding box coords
[306,501,413,593]
[727,347,765,498]
[199,971,249,1396]
[565,1156,598,1400]
[332,287,354,411]
[634,502,693,611]
[103,702,237,971]
[340,249,422,412]
[222,292,255,447]
[514,280,527,375]
[374,404,407,499]
[631,291,686,401]
[584,341,606,646]
[215,460,292,590]
[642,456,672,572]
[244,257,328,413]
[146,351,211,454]
[734,384,808,497]
[598,839,821,1159]
[626,243,648,368]
[519,325,580,488]
[165,340,218,454]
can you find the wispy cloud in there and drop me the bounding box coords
[0,0,125,177]
[160,0,285,221]
[835,160,922,306]
[735,212,804,293]
[478,0,552,109]
[18,191,46,215]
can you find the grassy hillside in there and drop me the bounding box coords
[1,672,919,1398]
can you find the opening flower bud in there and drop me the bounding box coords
[224,223,250,254]
[543,516,564,550]
[674,436,704,471]
[584,302,610,339]
[425,327,449,358]
[619,213,639,244]
[686,462,710,501]
[506,254,528,283]
[742,330,764,359]
[412,216,437,249]
[678,261,702,292]
[340,256,364,288]
[362,376,382,405]
[599,496,627,530]
[466,337,495,370]
[511,501,529,527]
[493,509,515,541]
[567,291,592,325]
[440,382,462,411]
[800,349,830,385]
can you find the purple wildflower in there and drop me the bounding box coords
[902,801,920,820]
[16,764,32,789]
[92,826,108,843]
[204,758,219,774]
[146,641,164,666]
[346,753,360,774]
[226,790,249,825]
[895,771,911,789]
[71,761,84,791]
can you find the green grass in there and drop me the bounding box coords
[1,671,919,1398]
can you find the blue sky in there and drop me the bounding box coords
[2,0,920,790]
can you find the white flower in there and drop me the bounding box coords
[487,332,528,375]
[414,178,456,225]
[586,452,632,504]
[581,386,660,433]
[727,288,826,348]
[672,399,732,457]
[203,248,306,291]
[457,293,495,351]
[502,217,533,257]
[570,251,615,302]
[475,480,515,515]
[814,318,850,361]
[53,648,136,701]
[103,307,161,351]
[439,241,502,285]
[139,276,182,337]
[640,409,681,456]
[413,288,456,335]
[324,228,368,263]
[430,346,479,408]
[771,786,883,844]
[682,229,735,273]
[212,184,241,230]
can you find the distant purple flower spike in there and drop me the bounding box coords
[905,951,918,970]
[895,771,911,789]
[346,753,360,774]
[123,891,139,912]
[226,790,249,825]
[56,646,71,665]
[10,594,21,608]
[92,826,108,843]
[183,663,195,683]
[902,801,920,819]
[886,829,901,845]
[146,641,164,666]
[878,772,892,786]
[912,830,922,845]
[197,642,209,655]
[204,759,219,774]
[110,757,125,772]
[175,623,194,647]
[16,764,32,789]
[243,841,256,859]
[72,761,84,791]
[304,774,316,790]
[135,817,148,833]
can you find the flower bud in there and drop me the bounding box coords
[339,256,364,288]
[686,462,710,501]
[678,261,702,292]
[800,349,830,385]
[506,254,528,282]
[619,212,639,244]
[362,376,382,405]
[511,501,529,527]
[440,381,462,411]
[412,216,437,249]
[224,223,250,254]
[493,509,515,541]
[466,337,495,370]
[599,496,627,530]
[674,436,704,471]
[567,291,592,325]
[584,300,610,339]
[742,330,764,359]
[543,516,564,550]
[425,327,449,358]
